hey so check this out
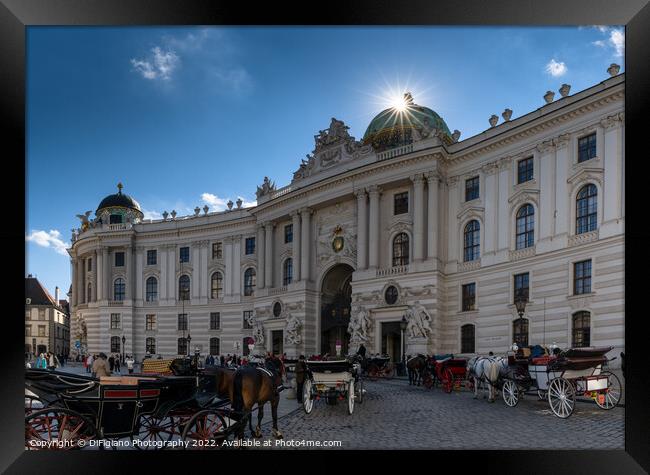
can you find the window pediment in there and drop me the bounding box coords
[508,188,539,206]
[567,167,603,186]
[457,206,484,221]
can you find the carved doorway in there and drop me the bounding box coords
[381,322,402,363]
[271,330,283,356]
[320,264,354,356]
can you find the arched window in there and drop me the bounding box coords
[145,277,158,302]
[515,204,535,249]
[113,278,125,301]
[576,184,598,234]
[244,268,256,296]
[461,324,475,353]
[463,220,480,262]
[513,318,529,347]
[178,338,188,356]
[178,275,190,300]
[111,336,121,353]
[392,233,410,267]
[211,272,223,299]
[572,311,591,347]
[146,337,156,355]
[283,258,293,286]
[87,283,92,302]
[210,337,220,356]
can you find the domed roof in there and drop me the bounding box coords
[96,183,142,214]
[363,93,451,151]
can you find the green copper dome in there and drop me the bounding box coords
[363,93,451,152]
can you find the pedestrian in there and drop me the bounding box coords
[295,355,307,404]
[115,355,121,373]
[92,353,112,378]
[86,354,94,373]
[357,343,367,358]
[125,355,135,374]
[108,354,115,372]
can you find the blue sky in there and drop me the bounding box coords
[26,26,624,298]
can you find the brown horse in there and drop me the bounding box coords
[406,354,427,386]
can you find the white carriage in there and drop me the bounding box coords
[302,359,363,415]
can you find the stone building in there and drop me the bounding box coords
[25,275,71,357]
[68,68,624,366]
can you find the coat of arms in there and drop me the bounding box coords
[332,225,344,253]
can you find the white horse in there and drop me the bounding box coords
[467,355,509,402]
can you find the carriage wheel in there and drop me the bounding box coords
[355,379,364,404]
[384,364,395,379]
[25,408,96,450]
[502,380,519,407]
[368,365,379,382]
[537,389,546,400]
[131,414,175,450]
[25,394,46,416]
[548,377,575,418]
[303,380,314,414]
[594,372,622,410]
[422,370,434,389]
[465,377,474,392]
[347,380,355,415]
[442,368,454,394]
[181,409,229,449]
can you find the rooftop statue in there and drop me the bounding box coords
[76,211,92,231]
[256,176,276,199]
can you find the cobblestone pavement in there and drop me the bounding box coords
[257,378,624,450]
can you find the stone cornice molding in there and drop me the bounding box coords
[600,112,624,130]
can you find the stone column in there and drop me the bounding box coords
[71,258,78,306]
[554,134,570,236]
[224,238,233,296]
[200,241,209,299]
[96,249,103,301]
[264,222,275,288]
[91,250,98,302]
[300,208,312,281]
[256,225,266,289]
[191,242,200,300]
[291,211,301,281]
[426,172,439,260]
[411,174,425,261]
[482,164,498,255]
[355,190,368,270]
[159,245,168,301]
[601,115,623,224]
[168,246,176,301]
[232,237,242,296]
[367,186,381,269]
[537,141,556,243]
[135,246,144,302]
[125,245,134,300]
[103,248,110,300]
[76,258,84,304]
[496,160,511,251]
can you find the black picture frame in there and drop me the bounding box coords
[4,0,649,472]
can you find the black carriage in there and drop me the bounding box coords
[364,355,395,381]
[500,346,622,418]
[25,365,241,450]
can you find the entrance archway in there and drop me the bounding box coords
[320,264,354,356]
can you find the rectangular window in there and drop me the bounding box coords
[210,312,221,330]
[284,224,293,243]
[245,237,255,255]
[147,250,157,266]
[578,133,597,163]
[110,313,121,329]
[462,283,476,312]
[115,252,125,267]
[465,176,480,201]
[461,325,475,353]
[38,325,46,337]
[517,157,534,184]
[243,311,253,329]
[38,309,45,320]
[394,192,409,215]
[25,310,31,320]
[514,272,530,302]
[212,242,223,259]
[146,337,156,354]
[210,338,220,356]
[87,258,92,272]
[25,325,31,337]
[178,313,188,331]
[574,260,592,295]
[178,338,188,356]
[179,247,190,263]
[146,314,156,331]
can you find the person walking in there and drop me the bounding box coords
[125,355,135,374]
[86,354,94,374]
[92,353,112,378]
[295,355,307,404]
[115,355,121,374]
[220,354,225,367]
[357,343,367,358]
[108,354,115,372]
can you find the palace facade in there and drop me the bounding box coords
[68,68,624,366]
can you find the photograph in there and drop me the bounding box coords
[23,24,626,452]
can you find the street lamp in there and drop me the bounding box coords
[513,290,528,349]
[400,315,408,376]
[121,335,126,363]
[187,333,192,357]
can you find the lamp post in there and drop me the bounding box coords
[400,315,408,376]
[121,335,126,364]
[514,290,528,349]
[187,333,192,357]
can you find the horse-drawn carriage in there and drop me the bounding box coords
[364,355,395,381]
[421,355,471,393]
[500,346,622,418]
[302,359,363,415]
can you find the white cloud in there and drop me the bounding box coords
[142,209,163,220]
[592,40,606,47]
[211,67,253,93]
[545,59,567,77]
[26,230,69,256]
[609,29,624,57]
[237,196,257,208]
[201,193,256,211]
[131,47,179,81]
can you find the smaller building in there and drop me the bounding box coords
[25,275,71,357]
